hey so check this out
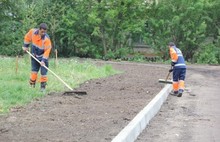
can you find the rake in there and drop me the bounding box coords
[158,67,173,84]
[26,50,87,96]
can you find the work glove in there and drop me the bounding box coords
[22,47,29,52]
[171,62,176,66]
[169,69,173,73]
[40,61,45,66]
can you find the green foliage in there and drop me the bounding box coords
[0,0,219,64]
[104,47,131,60]
[194,44,218,64]
[0,0,24,56]
[128,54,146,62]
[115,47,131,59]
[104,50,116,60]
[145,0,209,61]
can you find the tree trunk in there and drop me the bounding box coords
[101,26,107,56]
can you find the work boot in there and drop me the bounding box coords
[170,90,178,96]
[29,79,36,88]
[40,82,47,92]
[177,89,184,97]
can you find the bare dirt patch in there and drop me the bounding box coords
[0,61,168,142]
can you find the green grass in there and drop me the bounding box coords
[0,56,119,113]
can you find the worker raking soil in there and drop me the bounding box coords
[22,23,86,96]
[159,42,186,97]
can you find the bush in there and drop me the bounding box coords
[194,44,218,64]
[114,47,131,59]
[104,47,131,60]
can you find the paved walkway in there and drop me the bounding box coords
[137,65,220,142]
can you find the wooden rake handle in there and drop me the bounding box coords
[165,66,173,81]
[26,50,73,91]
[165,71,171,81]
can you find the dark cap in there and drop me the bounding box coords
[39,23,48,30]
[168,42,175,46]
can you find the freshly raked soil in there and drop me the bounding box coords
[0,60,168,142]
[5,60,219,142]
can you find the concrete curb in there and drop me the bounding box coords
[111,84,172,142]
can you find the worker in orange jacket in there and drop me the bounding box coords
[22,23,52,91]
[168,42,186,97]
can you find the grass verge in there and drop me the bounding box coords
[0,56,119,113]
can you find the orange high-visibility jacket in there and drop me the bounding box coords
[24,29,52,62]
[169,46,186,69]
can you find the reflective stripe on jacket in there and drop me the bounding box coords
[23,29,52,62]
[169,46,186,69]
